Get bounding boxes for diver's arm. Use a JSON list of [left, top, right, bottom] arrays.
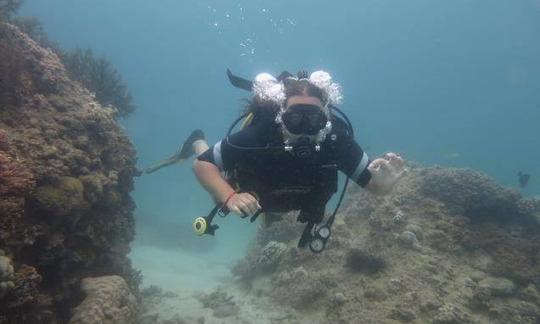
[[193, 159, 261, 216], [193, 159, 235, 203], [335, 131, 404, 194]]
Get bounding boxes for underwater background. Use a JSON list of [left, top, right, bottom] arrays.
[[14, 0, 540, 320]]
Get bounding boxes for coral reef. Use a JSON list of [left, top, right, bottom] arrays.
[[0, 22, 139, 323], [418, 167, 535, 224], [229, 165, 540, 323], [69, 276, 137, 324]]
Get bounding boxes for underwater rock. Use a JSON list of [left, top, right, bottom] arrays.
[[332, 292, 347, 306], [364, 286, 387, 301], [257, 241, 287, 269], [386, 278, 405, 294], [419, 167, 535, 224], [69, 275, 137, 324], [389, 306, 417, 322], [433, 303, 470, 324], [469, 270, 487, 283], [194, 288, 239, 318], [32, 176, 86, 217], [478, 277, 516, 297], [520, 284, 540, 303], [344, 248, 386, 274], [405, 224, 423, 240], [426, 229, 450, 250], [398, 231, 419, 247], [393, 209, 407, 224], [232, 241, 287, 280], [213, 303, 239, 318], [0, 255, 15, 298]]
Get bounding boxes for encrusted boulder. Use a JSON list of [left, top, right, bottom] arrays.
[[232, 241, 287, 279], [0, 253, 15, 298], [194, 288, 239, 319], [256, 241, 287, 269], [32, 176, 87, 217], [433, 303, 470, 323], [69, 276, 137, 324], [418, 167, 531, 224], [478, 277, 516, 297]]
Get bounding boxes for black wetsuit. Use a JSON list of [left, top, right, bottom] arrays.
[[197, 116, 371, 224]]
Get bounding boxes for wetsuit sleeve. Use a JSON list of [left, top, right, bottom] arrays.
[[196, 140, 225, 170], [196, 128, 258, 171], [336, 136, 372, 187]]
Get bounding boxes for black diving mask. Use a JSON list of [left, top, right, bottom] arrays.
[[282, 104, 328, 135]]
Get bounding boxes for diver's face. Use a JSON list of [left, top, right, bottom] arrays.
[[285, 95, 323, 110], [282, 95, 327, 136]]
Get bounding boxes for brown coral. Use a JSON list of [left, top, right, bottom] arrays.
[[0, 22, 139, 323], [69, 276, 137, 324]]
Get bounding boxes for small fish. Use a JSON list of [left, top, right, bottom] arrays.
[[517, 171, 531, 188], [443, 152, 461, 160]]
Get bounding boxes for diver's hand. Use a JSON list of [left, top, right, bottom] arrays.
[[225, 192, 261, 218], [366, 152, 406, 194]]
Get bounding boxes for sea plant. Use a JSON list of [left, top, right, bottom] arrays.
[[0, 0, 22, 21], [61, 48, 136, 117]]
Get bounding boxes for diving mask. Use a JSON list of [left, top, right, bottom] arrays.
[[282, 104, 328, 135]]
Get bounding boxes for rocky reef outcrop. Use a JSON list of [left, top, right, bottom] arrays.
[[69, 276, 137, 324], [0, 23, 139, 323], [232, 166, 540, 323]]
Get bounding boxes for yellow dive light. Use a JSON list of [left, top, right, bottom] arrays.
[[193, 217, 207, 236]]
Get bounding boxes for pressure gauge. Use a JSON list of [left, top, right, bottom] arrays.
[[317, 225, 331, 239], [309, 238, 325, 253]]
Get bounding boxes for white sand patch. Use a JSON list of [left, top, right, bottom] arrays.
[[130, 245, 235, 293]]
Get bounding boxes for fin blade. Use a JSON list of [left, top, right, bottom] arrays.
[[277, 71, 294, 81], [227, 69, 253, 91]]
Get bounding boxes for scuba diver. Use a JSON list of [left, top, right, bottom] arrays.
[[145, 69, 405, 252]]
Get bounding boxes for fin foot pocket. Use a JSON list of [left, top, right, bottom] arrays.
[[178, 129, 205, 159]]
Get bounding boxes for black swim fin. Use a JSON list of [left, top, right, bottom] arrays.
[[226, 69, 294, 91], [177, 129, 205, 160], [227, 69, 253, 91]]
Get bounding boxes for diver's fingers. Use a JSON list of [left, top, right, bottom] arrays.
[[240, 193, 260, 210], [384, 152, 399, 160], [388, 156, 405, 170], [368, 158, 386, 172], [232, 199, 249, 217], [380, 160, 392, 173], [237, 194, 258, 215], [229, 205, 244, 217]]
